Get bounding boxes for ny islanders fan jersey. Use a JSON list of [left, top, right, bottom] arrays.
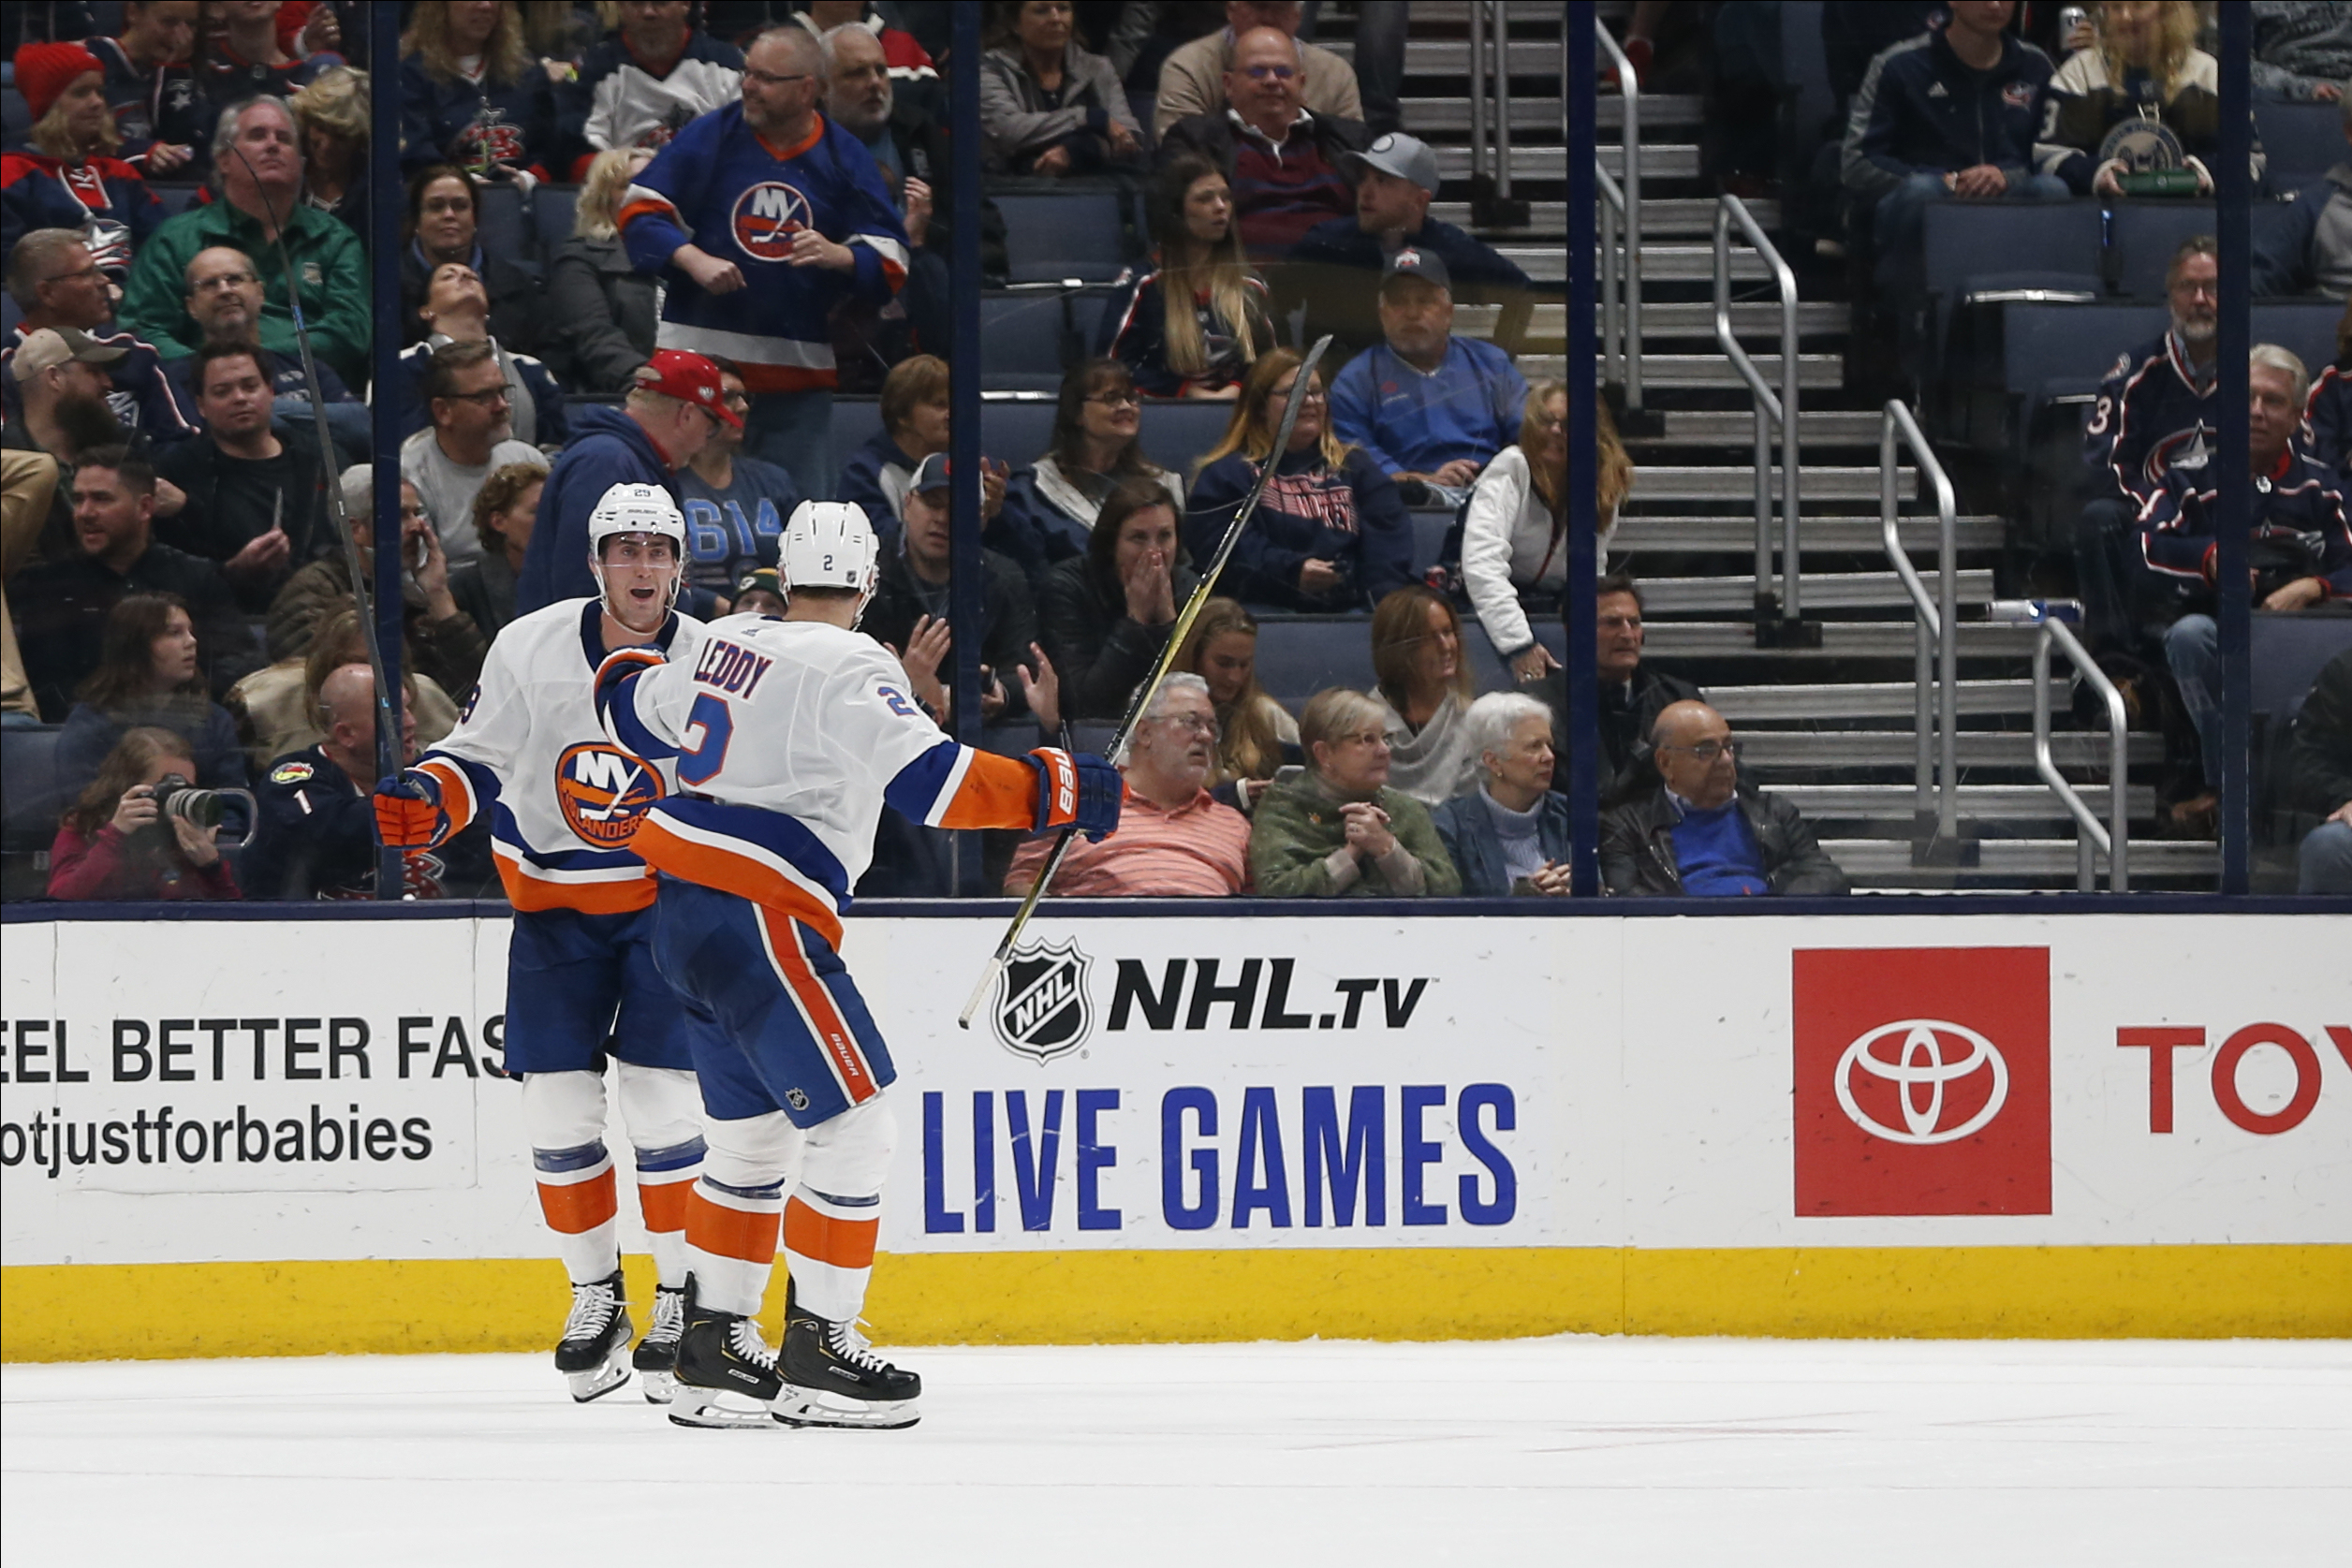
[[616, 106, 910, 395], [597, 614, 1046, 948], [415, 599, 707, 914]]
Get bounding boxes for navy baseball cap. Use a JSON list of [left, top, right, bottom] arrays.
[[1381, 247, 1452, 293]]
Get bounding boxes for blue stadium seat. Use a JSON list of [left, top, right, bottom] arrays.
[[478, 183, 532, 265], [1137, 399, 1234, 476], [2252, 613, 2352, 724], [824, 389, 1238, 496], [2253, 299, 2343, 374], [1923, 200, 2104, 362], [1998, 301, 2168, 412], [992, 190, 1133, 284], [532, 184, 580, 254], [150, 183, 202, 217], [979, 292, 1080, 392], [2255, 100, 2345, 189], [1251, 617, 1374, 706], [831, 397, 884, 461], [980, 399, 1059, 464], [2, 87, 27, 148], [1778, 0, 1837, 174], [2107, 202, 2217, 300], [1, 725, 68, 855], [1407, 508, 1451, 575], [2, 292, 21, 340]]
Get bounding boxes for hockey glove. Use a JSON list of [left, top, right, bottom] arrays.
[[1025, 748, 1123, 842], [373, 771, 447, 850]]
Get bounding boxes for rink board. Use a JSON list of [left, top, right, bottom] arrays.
[[2, 908, 2346, 1358]]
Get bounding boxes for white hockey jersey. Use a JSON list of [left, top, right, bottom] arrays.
[[596, 613, 1045, 948], [414, 598, 706, 914]]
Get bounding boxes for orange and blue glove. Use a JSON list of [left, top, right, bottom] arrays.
[[1025, 748, 1122, 842], [373, 771, 447, 850]]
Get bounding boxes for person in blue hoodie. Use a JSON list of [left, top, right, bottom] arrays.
[[1840, 1, 2064, 300], [514, 350, 735, 612], [1327, 250, 1526, 499]]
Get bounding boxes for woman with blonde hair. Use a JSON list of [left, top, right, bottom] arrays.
[[398, 0, 558, 179], [1367, 584, 1479, 806], [1248, 687, 1462, 898], [48, 726, 241, 902], [3, 40, 164, 281], [1103, 154, 1275, 400], [1173, 597, 1299, 795], [1186, 349, 1416, 611], [1462, 381, 1631, 683], [548, 145, 657, 391], [292, 66, 370, 234], [2040, 0, 2262, 197]]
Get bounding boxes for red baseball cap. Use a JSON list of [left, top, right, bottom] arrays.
[[633, 349, 742, 430]]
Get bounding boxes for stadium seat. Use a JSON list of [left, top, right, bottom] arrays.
[[2253, 299, 2343, 374], [1136, 399, 1235, 476], [0, 725, 68, 856], [2254, 101, 2344, 190], [1408, 508, 1451, 575], [477, 183, 532, 265], [979, 291, 1084, 392], [1922, 200, 2104, 369], [150, 183, 202, 217], [531, 184, 579, 254], [2, 87, 27, 148], [1252, 617, 1375, 706], [992, 189, 1134, 284], [2252, 611, 2352, 725], [979, 399, 1059, 464], [2107, 202, 2217, 299], [2, 292, 21, 340]]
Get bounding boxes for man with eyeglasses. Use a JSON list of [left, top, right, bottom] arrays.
[[1158, 24, 1367, 261], [1004, 673, 1252, 897], [615, 23, 910, 499], [163, 244, 360, 450], [1154, 1, 1363, 142], [2, 228, 195, 441], [401, 340, 547, 570], [1599, 699, 1847, 898]]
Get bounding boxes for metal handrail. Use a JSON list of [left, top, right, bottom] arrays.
[[1713, 194, 1800, 622], [1595, 159, 1624, 388], [2033, 616, 2131, 892], [1879, 400, 1958, 844], [1594, 19, 1641, 409], [1490, 3, 1513, 202]]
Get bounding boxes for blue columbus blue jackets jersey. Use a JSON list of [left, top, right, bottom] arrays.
[[2085, 330, 2217, 506], [616, 107, 909, 395]]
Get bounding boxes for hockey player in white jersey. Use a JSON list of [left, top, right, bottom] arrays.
[[591, 500, 1122, 1429], [374, 483, 712, 1404]]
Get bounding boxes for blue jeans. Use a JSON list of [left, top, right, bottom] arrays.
[[2299, 819, 2352, 893], [743, 388, 835, 502], [1872, 172, 2072, 293], [2163, 612, 2222, 788]]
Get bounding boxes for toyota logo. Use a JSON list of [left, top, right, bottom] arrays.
[[1834, 1019, 2009, 1145]]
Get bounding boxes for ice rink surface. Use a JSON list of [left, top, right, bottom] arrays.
[[6, 1336, 2346, 1566]]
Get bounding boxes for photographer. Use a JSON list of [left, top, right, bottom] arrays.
[[48, 725, 240, 901]]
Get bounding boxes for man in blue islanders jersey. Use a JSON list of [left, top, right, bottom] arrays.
[[592, 500, 1122, 1430], [614, 23, 909, 500], [373, 483, 711, 1405]]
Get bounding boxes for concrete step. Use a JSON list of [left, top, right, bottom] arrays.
[[1829, 838, 2217, 880], [1437, 146, 1569, 183], [1406, 96, 1572, 135], [1640, 621, 2037, 659], [1629, 466, 1917, 504], [1597, 144, 1700, 181], [1710, 681, 2069, 723], [1642, 568, 1996, 614], [1615, 197, 1784, 235], [1773, 783, 2156, 824], [1737, 730, 2160, 769], [1433, 199, 1568, 234], [1632, 409, 1887, 446], [1610, 300, 1845, 340], [1611, 514, 2007, 553], [1319, 38, 1590, 85], [1621, 353, 1846, 390], [1607, 243, 1774, 283]]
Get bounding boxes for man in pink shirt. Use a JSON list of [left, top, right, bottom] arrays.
[[1006, 673, 1251, 896]]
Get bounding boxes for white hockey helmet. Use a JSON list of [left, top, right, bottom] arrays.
[[779, 500, 881, 623], [587, 481, 687, 615]]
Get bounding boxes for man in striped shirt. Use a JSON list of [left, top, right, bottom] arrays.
[[1005, 674, 1252, 896]]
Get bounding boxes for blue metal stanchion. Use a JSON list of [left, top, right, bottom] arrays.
[[948, 6, 985, 893], [1567, 5, 1601, 896], [371, 2, 407, 900], [2215, 7, 2251, 894]]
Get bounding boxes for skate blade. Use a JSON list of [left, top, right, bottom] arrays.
[[771, 1385, 920, 1430], [667, 1386, 782, 1430], [565, 1358, 632, 1404], [639, 1368, 680, 1405]]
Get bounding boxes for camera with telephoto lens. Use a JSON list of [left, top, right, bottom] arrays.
[[151, 773, 227, 829]]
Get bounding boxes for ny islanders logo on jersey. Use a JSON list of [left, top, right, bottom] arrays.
[[553, 742, 666, 848], [731, 182, 813, 262]]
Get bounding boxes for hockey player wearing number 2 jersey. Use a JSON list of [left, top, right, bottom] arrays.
[[374, 483, 711, 1405], [594, 500, 1122, 1430]]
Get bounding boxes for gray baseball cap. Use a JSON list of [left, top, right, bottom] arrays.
[[1342, 131, 1441, 195], [10, 326, 127, 382]]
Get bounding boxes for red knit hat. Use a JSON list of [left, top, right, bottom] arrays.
[[13, 41, 105, 125]]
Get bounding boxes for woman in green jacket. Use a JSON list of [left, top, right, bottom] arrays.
[[1249, 687, 1462, 898]]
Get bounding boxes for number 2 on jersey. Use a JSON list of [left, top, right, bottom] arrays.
[[679, 692, 734, 785]]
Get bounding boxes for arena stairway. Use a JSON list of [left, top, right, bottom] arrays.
[[1561, 14, 2219, 892]]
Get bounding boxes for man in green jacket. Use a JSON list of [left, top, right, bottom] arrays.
[[120, 96, 369, 388]]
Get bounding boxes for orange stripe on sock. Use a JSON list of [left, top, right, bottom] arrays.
[[784, 1196, 878, 1270], [537, 1168, 618, 1235], [686, 1186, 782, 1266], [638, 1176, 693, 1234]]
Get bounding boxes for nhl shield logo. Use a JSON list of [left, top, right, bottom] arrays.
[[991, 939, 1094, 1062]]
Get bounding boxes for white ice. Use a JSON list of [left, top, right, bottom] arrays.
[[6, 1337, 2346, 1566]]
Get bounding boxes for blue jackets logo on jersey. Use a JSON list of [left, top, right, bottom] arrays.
[[731, 182, 813, 262], [992, 939, 1095, 1064], [553, 742, 667, 849]]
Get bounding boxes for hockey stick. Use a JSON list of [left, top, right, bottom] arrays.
[[224, 139, 395, 752], [957, 334, 1334, 1029]]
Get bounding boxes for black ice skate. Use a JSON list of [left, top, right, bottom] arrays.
[[554, 1269, 633, 1403], [668, 1276, 785, 1429], [634, 1283, 688, 1405], [773, 1281, 921, 1430]]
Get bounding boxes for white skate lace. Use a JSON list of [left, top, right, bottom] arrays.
[[562, 1278, 618, 1341], [825, 1318, 891, 1373], [643, 1286, 686, 1346], [728, 1317, 778, 1371]]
